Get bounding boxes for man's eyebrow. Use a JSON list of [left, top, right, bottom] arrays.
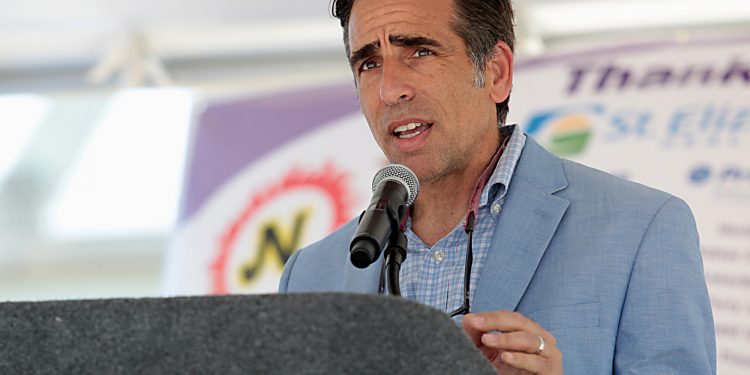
[[349, 41, 380, 67], [389, 35, 443, 49], [348, 35, 444, 67]]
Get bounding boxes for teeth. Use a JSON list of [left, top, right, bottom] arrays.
[[394, 122, 424, 133], [399, 130, 423, 139]]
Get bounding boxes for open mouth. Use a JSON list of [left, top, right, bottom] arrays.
[[393, 122, 433, 139]]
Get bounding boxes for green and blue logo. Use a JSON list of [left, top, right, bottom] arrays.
[[525, 104, 604, 157]]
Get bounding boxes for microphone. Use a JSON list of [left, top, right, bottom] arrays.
[[350, 164, 419, 269]]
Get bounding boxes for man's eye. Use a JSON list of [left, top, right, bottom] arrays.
[[413, 49, 433, 57], [360, 60, 380, 71]]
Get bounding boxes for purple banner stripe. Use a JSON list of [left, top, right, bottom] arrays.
[[515, 35, 750, 71], [179, 83, 360, 222]]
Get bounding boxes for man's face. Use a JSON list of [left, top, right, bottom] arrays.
[[347, 0, 508, 185]]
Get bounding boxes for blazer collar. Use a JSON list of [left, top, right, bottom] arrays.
[[512, 136, 569, 195], [472, 136, 570, 313]]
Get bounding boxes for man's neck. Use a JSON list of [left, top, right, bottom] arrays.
[[410, 132, 504, 247]]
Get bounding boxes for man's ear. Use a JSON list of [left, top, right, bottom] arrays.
[[486, 41, 514, 104]]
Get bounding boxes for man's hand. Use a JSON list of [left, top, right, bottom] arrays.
[[462, 311, 563, 374]]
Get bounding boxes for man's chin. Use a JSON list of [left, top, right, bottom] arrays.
[[402, 164, 444, 186], [382, 152, 444, 182]]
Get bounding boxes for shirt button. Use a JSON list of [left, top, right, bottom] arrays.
[[492, 203, 502, 214], [432, 250, 445, 263]]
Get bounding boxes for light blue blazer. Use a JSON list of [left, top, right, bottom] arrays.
[[279, 137, 716, 374]]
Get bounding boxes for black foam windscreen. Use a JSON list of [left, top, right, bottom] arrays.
[[0, 293, 494, 374]]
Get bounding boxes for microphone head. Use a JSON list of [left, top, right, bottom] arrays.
[[371, 164, 420, 206]]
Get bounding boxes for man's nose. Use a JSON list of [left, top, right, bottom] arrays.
[[379, 60, 415, 106]]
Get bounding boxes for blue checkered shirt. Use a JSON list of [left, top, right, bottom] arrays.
[[399, 125, 526, 321]]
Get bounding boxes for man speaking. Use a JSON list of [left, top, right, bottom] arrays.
[[278, 0, 716, 373]]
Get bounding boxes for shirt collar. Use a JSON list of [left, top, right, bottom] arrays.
[[479, 124, 527, 208], [401, 124, 527, 231]]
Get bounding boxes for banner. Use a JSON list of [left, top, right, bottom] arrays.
[[508, 36, 750, 374], [164, 85, 381, 294]]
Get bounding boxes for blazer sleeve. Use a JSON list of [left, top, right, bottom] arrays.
[[278, 248, 302, 293], [614, 197, 716, 374]]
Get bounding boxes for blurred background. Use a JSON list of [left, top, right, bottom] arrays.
[[1, 1, 749, 370], [1, 0, 354, 301]]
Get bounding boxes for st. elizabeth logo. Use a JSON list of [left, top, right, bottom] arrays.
[[525, 104, 604, 157], [211, 164, 353, 294]]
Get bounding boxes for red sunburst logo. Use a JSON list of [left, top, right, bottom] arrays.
[[211, 163, 353, 294]]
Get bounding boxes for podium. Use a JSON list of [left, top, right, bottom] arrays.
[[0, 293, 495, 374]]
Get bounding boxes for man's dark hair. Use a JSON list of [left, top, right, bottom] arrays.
[[331, 0, 515, 125]]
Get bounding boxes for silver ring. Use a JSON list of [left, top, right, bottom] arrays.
[[536, 335, 545, 354]]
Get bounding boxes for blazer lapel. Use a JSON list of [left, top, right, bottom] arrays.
[[473, 137, 569, 313]]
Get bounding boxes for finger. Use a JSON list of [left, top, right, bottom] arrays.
[[463, 315, 504, 363], [468, 310, 557, 347], [481, 331, 545, 354], [462, 314, 487, 346], [500, 351, 547, 374], [469, 310, 539, 334]]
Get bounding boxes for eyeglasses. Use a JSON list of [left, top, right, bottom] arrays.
[[379, 211, 476, 318], [449, 211, 475, 318]]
